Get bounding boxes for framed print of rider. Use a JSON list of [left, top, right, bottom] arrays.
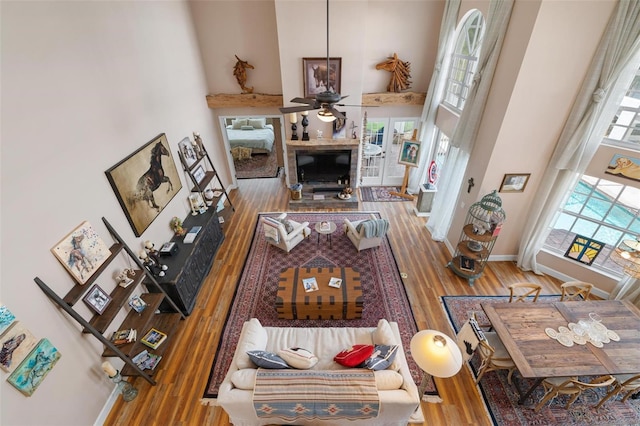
[[105, 133, 182, 236], [303, 57, 341, 98], [51, 221, 111, 285]]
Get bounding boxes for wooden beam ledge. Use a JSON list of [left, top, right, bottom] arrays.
[[206, 93, 283, 109], [361, 91, 426, 106]]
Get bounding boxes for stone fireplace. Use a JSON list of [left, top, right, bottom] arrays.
[[286, 138, 360, 209], [286, 138, 359, 190]]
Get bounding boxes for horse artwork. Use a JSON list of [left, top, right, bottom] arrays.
[[51, 221, 111, 285], [375, 53, 411, 93], [303, 57, 342, 97], [105, 133, 182, 236], [233, 55, 254, 94]]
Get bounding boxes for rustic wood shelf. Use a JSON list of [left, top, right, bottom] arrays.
[[205, 92, 426, 109], [206, 93, 283, 108]]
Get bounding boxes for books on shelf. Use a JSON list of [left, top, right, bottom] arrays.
[[110, 328, 136, 346], [459, 256, 476, 272], [328, 277, 342, 288], [128, 295, 147, 313], [184, 225, 202, 244], [302, 277, 319, 292], [140, 328, 167, 350], [131, 349, 162, 370]]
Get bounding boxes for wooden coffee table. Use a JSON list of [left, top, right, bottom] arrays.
[[276, 267, 362, 319]]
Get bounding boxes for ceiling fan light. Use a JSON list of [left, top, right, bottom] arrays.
[[317, 109, 336, 122]]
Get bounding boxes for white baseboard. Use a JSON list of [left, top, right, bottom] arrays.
[[94, 388, 119, 426]]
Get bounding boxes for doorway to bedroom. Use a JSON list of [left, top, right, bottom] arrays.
[[220, 116, 284, 179]]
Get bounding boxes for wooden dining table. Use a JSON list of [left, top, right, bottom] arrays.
[[482, 300, 640, 404]]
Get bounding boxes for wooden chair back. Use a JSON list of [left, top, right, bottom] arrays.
[[508, 282, 542, 303], [560, 281, 593, 301]]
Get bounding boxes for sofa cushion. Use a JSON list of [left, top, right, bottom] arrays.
[[234, 318, 268, 369], [278, 347, 318, 369], [247, 350, 290, 369], [231, 369, 257, 390], [363, 344, 398, 371], [374, 370, 404, 390], [334, 344, 375, 367], [372, 319, 400, 371]]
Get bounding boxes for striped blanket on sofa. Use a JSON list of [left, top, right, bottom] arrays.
[[253, 369, 380, 421]]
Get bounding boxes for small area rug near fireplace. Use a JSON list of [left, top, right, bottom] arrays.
[[360, 186, 413, 202], [442, 295, 640, 426], [235, 151, 279, 179], [202, 211, 438, 403]]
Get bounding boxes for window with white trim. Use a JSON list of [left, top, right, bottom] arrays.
[[443, 10, 485, 112], [544, 68, 640, 276]]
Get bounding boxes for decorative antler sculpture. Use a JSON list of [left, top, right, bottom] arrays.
[[375, 53, 411, 93], [233, 55, 254, 94]]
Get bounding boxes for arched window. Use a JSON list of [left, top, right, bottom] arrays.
[[443, 10, 485, 113]]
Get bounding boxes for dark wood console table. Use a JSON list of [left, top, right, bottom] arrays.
[[148, 208, 224, 315]]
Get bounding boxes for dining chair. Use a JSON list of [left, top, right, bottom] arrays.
[[471, 314, 517, 385], [560, 281, 593, 301], [508, 282, 542, 303], [534, 375, 616, 412], [595, 374, 640, 410]]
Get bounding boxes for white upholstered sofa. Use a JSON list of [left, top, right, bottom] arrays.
[[217, 318, 422, 425]]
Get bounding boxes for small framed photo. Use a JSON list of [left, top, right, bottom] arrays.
[[193, 165, 206, 183], [303, 57, 341, 98], [398, 140, 420, 167], [178, 137, 198, 167], [83, 284, 111, 315], [499, 173, 531, 193]]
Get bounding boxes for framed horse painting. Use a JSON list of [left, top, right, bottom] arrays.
[[105, 133, 182, 236]]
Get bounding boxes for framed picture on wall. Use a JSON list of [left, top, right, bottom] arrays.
[[499, 173, 530, 193], [303, 57, 341, 98], [105, 134, 182, 237]]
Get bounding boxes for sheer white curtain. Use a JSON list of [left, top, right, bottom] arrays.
[[427, 0, 514, 241], [408, 0, 460, 194], [517, 1, 640, 284]]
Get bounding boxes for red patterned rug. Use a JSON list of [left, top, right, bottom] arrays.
[[202, 212, 437, 402], [234, 151, 279, 179], [442, 295, 640, 425], [359, 186, 413, 202]]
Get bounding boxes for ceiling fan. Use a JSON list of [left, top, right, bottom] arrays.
[[280, 0, 350, 122]]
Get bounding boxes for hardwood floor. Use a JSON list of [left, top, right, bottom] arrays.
[[104, 176, 562, 426]]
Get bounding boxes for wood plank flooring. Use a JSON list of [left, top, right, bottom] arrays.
[[104, 176, 562, 426]]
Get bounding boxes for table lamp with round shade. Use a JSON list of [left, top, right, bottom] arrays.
[[410, 330, 463, 400]]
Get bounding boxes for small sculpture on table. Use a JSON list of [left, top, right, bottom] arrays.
[[139, 241, 168, 277], [170, 216, 186, 236], [301, 111, 310, 141], [115, 268, 136, 288]]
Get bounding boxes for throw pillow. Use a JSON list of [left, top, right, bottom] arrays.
[[234, 318, 268, 369], [363, 344, 398, 370], [247, 350, 290, 369], [277, 347, 318, 369], [334, 344, 375, 368], [232, 118, 248, 129], [241, 125, 254, 130], [277, 218, 295, 233], [230, 369, 257, 390], [374, 370, 404, 390], [248, 118, 266, 129]]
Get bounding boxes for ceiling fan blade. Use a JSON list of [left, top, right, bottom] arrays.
[[279, 105, 319, 114], [328, 106, 345, 119], [336, 103, 379, 108], [290, 97, 317, 105]]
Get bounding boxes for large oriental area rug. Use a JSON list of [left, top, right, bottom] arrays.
[[202, 211, 437, 402], [442, 295, 640, 426]]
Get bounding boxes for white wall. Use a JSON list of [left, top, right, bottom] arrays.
[[0, 1, 226, 424]]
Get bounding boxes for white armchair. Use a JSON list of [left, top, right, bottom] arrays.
[[262, 213, 311, 253], [343, 214, 389, 252]]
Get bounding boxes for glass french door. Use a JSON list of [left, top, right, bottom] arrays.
[[361, 117, 419, 186]]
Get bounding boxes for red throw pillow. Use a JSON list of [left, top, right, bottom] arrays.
[[334, 344, 375, 367]]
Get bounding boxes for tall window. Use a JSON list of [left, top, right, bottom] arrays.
[[544, 69, 640, 276], [443, 10, 485, 112]]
